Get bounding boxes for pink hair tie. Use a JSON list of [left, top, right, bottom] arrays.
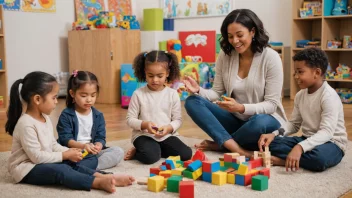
[[72, 70, 78, 77]]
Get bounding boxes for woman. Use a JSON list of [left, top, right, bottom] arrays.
[[183, 9, 287, 157]]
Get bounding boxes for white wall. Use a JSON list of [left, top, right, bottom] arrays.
[[4, 0, 75, 90], [135, 0, 292, 44]]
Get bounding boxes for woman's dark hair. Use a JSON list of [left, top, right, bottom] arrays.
[[293, 48, 328, 75], [5, 71, 57, 135], [220, 9, 269, 55], [133, 50, 180, 82], [66, 70, 99, 107]]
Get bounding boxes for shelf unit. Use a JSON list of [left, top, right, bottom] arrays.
[[0, 5, 7, 108], [291, 0, 352, 99]]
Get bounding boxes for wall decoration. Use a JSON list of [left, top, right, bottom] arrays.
[[21, 0, 56, 13], [161, 0, 231, 19], [2, 0, 20, 11], [108, 0, 132, 20], [75, 0, 105, 23], [179, 30, 216, 62]]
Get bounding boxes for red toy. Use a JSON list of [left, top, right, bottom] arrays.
[[179, 181, 194, 198], [192, 150, 208, 161]]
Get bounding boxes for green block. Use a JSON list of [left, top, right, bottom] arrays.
[[220, 166, 228, 172], [224, 162, 232, 168], [167, 175, 183, 193], [143, 8, 163, 31], [183, 170, 193, 179], [252, 175, 268, 191], [159, 41, 167, 51], [176, 160, 184, 167]]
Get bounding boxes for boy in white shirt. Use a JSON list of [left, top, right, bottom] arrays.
[[258, 48, 347, 172]]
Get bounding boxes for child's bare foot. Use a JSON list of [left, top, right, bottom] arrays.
[[113, 174, 135, 187], [124, 147, 136, 160], [195, 140, 221, 151], [271, 156, 285, 166], [93, 176, 116, 193]]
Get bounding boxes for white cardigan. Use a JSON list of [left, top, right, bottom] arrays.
[[199, 47, 287, 129]]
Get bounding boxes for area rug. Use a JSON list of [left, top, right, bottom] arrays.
[[0, 137, 351, 198]]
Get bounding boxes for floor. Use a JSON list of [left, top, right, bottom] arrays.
[[0, 97, 351, 197]]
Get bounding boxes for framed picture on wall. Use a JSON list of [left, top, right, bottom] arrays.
[[161, 0, 232, 19]]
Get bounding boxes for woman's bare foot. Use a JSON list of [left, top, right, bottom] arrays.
[[92, 176, 116, 193], [271, 156, 285, 166], [194, 140, 221, 151], [113, 174, 135, 187], [124, 147, 136, 161]]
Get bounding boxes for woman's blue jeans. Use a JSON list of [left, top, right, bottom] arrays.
[[185, 95, 281, 151]]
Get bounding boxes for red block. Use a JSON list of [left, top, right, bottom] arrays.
[[259, 168, 270, 179], [150, 167, 160, 175], [184, 160, 193, 168], [179, 181, 194, 198], [249, 158, 263, 169], [224, 154, 233, 163], [202, 161, 215, 172], [244, 174, 252, 186], [192, 150, 208, 161], [166, 164, 172, 170]]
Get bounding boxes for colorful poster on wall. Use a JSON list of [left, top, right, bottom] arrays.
[[179, 30, 216, 62], [21, 0, 56, 13], [162, 0, 231, 19], [108, 0, 132, 20], [75, 0, 105, 23], [2, 0, 20, 11]]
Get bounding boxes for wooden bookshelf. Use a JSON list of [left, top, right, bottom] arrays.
[[291, 0, 352, 99], [0, 5, 8, 108]]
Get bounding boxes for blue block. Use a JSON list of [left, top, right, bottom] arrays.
[[211, 161, 220, 172], [232, 163, 239, 170], [245, 157, 250, 162], [165, 159, 176, 169], [202, 172, 212, 183], [150, 173, 156, 177], [235, 174, 245, 186], [160, 165, 167, 171], [163, 18, 174, 31], [242, 162, 249, 166], [187, 160, 202, 171]]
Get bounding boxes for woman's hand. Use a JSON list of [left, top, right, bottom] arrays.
[[182, 76, 200, 94], [216, 97, 245, 113], [258, 133, 275, 152], [286, 145, 303, 172]]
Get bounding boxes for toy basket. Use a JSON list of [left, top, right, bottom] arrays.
[[336, 88, 352, 104]]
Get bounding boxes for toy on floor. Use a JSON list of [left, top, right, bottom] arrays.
[[144, 147, 271, 195]]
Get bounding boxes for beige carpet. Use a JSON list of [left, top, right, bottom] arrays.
[[0, 137, 351, 198]]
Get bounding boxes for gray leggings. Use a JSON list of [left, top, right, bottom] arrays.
[[96, 146, 124, 170]]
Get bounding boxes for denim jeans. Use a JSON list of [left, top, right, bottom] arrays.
[[270, 136, 344, 172], [185, 95, 281, 151], [21, 160, 97, 191]]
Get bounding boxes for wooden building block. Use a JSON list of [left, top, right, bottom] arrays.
[[211, 171, 227, 186], [259, 168, 270, 179], [187, 160, 202, 171], [202, 161, 220, 173], [172, 167, 186, 176], [202, 172, 212, 183], [167, 175, 183, 193], [237, 164, 249, 175], [159, 170, 172, 178], [224, 153, 240, 162], [166, 159, 176, 170], [148, 176, 165, 192], [179, 181, 194, 198], [252, 175, 268, 191], [150, 167, 161, 175], [184, 160, 193, 168], [227, 172, 236, 184]]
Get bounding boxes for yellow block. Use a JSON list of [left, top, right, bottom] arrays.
[[167, 156, 181, 161], [159, 170, 172, 177], [220, 160, 224, 167], [148, 176, 165, 192], [237, 164, 249, 175], [176, 164, 182, 168], [212, 171, 227, 186], [171, 167, 186, 176], [227, 173, 235, 184], [192, 167, 203, 180]]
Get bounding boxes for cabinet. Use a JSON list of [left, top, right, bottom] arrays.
[[68, 29, 141, 104], [0, 5, 8, 108], [291, 0, 352, 99]]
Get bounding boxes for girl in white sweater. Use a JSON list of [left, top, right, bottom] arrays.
[[6, 71, 134, 192], [124, 50, 192, 164]]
